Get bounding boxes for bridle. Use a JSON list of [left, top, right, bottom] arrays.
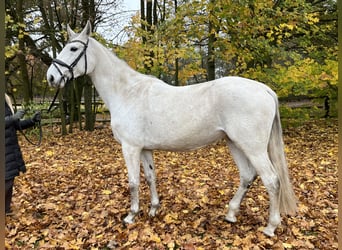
[[52, 39, 89, 83], [48, 39, 89, 113]]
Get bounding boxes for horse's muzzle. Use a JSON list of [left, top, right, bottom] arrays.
[[47, 70, 68, 88], [48, 74, 56, 86], [47, 76, 63, 89]]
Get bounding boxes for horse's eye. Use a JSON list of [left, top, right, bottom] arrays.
[[70, 47, 78, 52]]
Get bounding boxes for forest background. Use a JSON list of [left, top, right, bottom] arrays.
[[5, 0, 338, 133]]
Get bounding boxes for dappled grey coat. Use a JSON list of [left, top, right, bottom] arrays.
[[5, 102, 35, 180]]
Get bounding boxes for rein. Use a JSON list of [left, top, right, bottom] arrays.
[[21, 40, 89, 146], [47, 88, 60, 113]]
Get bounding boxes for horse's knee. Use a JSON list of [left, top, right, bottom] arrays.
[[129, 183, 139, 194], [241, 174, 257, 189], [128, 182, 140, 206]]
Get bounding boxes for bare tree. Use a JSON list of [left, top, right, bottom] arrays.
[[5, 0, 121, 133]]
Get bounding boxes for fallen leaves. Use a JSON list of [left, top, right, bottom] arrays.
[[5, 119, 338, 249]]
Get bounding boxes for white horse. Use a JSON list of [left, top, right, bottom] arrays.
[[47, 21, 296, 236]]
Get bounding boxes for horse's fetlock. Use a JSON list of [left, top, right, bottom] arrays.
[[129, 184, 139, 193]]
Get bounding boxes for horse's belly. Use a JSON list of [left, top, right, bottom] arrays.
[[144, 127, 226, 151]]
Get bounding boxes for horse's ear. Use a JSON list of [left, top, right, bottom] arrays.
[[67, 24, 77, 40], [80, 20, 92, 38]]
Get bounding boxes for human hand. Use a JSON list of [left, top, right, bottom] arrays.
[[31, 111, 41, 123], [12, 110, 25, 120]]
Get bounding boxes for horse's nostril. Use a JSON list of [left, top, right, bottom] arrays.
[[49, 75, 54, 83]]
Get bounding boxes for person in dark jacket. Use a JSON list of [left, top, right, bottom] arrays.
[[5, 94, 41, 214]]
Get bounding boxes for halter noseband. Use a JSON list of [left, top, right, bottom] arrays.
[[52, 39, 89, 83]]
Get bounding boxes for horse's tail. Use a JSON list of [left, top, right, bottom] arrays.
[[268, 92, 297, 215]]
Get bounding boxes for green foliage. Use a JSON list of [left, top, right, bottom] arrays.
[[6, 0, 338, 120], [245, 57, 337, 97], [22, 102, 55, 123], [116, 0, 337, 109], [280, 105, 323, 120]]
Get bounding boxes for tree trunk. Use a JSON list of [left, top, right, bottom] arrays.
[[82, 0, 96, 131], [207, 0, 216, 81], [84, 77, 94, 131], [141, 0, 146, 43], [59, 89, 68, 135], [17, 0, 31, 103], [67, 82, 75, 133], [141, 0, 157, 73], [146, 0, 153, 29], [324, 96, 330, 118], [174, 0, 179, 86]]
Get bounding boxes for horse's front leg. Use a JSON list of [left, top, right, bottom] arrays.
[[141, 150, 160, 217], [122, 144, 142, 224]]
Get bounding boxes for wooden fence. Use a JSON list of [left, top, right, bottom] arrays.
[[14, 95, 334, 127]]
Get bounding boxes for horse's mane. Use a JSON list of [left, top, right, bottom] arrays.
[[89, 37, 137, 74]]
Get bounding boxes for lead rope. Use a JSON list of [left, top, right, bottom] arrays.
[[23, 86, 60, 146], [19, 118, 42, 146], [18, 85, 61, 146]]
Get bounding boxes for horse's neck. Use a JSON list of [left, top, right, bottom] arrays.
[[89, 39, 141, 110]]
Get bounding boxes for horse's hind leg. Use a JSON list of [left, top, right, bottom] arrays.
[[141, 150, 160, 217], [225, 141, 257, 223], [247, 153, 281, 237]]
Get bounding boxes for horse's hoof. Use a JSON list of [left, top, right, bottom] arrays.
[[225, 215, 237, 223], [148, 210, 157, 217], [148, 204, 159, 217], [123, 214, 135, 224], [263, 227, 275, 237]]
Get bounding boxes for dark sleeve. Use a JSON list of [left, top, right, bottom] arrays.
[[17, 118, 36, 130], [5, 116, 15, 128]]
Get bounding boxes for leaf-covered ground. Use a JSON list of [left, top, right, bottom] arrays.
[[6, 119, 338, 249]]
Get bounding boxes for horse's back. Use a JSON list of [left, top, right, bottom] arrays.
[[120, 76, 277, 151], [211, 76, 275, 100]]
